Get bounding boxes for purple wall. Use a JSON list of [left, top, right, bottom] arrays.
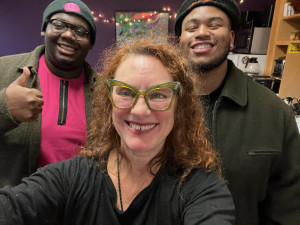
[[0, 0, 275, 68]]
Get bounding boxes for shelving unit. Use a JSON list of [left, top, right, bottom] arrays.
[[264, 0, 300, 99]]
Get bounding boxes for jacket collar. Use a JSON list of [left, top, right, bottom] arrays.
[[17, 45, 45, 72], [219, 60, 248, 107]]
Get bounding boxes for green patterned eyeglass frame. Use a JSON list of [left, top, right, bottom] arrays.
[[105, 79, 180, 111]]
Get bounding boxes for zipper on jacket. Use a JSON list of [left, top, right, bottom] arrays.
[[247, 150, 281, 156], [57, 80, 69, 125]]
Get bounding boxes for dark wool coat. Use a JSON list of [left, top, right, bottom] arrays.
[[213, 60, 300, 225]]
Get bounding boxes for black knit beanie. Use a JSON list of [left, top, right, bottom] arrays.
[[175, 0, 240, 37], [41, 0, 96, 45]]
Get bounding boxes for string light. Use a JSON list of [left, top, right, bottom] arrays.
[[91, 6, 176, 24], [162, 7, 171, 12]]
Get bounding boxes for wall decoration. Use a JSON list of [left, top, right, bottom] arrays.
[[115, 11, 169, 44]]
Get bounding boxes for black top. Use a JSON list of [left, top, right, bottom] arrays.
[[0, 157, 235, 225], [201, 83, 223, 139]]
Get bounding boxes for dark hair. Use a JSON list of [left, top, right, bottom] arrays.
[[79, 38, 221, 181]]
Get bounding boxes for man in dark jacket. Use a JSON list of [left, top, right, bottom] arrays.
[[0, 0, 98, 187], [175, 0, 300, 224]]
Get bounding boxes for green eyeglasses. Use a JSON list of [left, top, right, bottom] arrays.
[[105, 79, 180, 111]]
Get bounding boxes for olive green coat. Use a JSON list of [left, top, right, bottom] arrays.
[[0, 45, 97, 187]]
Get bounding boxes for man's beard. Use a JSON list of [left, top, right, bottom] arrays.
[[190, 43, 231, 73]]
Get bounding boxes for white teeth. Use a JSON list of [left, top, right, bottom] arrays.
[[130, 123, 155, 131], [194, 44, 210, 49], [60, 45, 75, 51]]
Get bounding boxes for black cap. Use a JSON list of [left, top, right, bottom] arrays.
[[41, 0, 96, 45]]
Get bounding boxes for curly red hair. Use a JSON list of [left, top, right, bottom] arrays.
[[78, 38, 221, 181]]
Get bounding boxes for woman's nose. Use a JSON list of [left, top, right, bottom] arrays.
[[130, 96, 150, 115]]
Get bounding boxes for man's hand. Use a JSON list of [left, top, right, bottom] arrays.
[[6, 67, 44, 122]]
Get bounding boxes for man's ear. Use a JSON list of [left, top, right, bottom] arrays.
[[229, 30, 235, 51], [41, 31, 45, 37]]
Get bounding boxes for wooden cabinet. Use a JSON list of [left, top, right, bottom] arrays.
[[265, 0, 300, 99]]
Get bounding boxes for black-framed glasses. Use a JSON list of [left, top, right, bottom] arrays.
[[48, 18, 90, 40], [106, 79, 180, 111]]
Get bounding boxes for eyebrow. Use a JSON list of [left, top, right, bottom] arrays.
[[184, 16, 225, 26], [208, 16, 225, 23]]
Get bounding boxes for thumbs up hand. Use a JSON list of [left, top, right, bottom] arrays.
[[6, 67, 44, 122]]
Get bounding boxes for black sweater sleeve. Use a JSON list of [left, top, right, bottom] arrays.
[[181, 170, 235, 225], [0, 157, 84, 225]]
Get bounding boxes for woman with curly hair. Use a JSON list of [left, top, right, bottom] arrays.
[[0, 39, 235, 224]]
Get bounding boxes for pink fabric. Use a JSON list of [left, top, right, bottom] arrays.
[[64, 3, 81, 12], [38, 55, 87, 167]]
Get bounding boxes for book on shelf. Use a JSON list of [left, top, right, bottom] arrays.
[[284, 2, 295, 17]]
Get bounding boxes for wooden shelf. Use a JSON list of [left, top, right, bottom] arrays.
[[279, 51, 300, 98], [282, 13, 300, 21], [264, 0, 300, 99], [276, 40, 300, 46]]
